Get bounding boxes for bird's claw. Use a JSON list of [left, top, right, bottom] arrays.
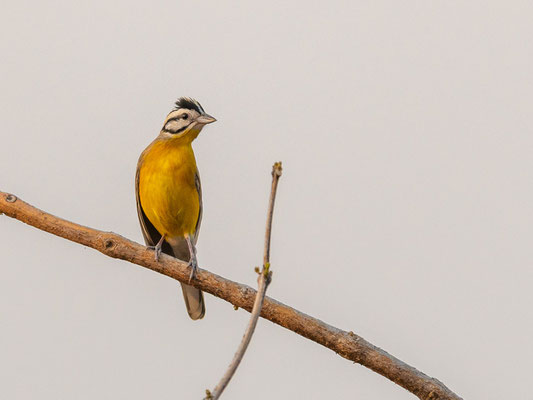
[[188, 258, 198, 283], [147, 244, 162, 262], [184, 234, 198, 283]]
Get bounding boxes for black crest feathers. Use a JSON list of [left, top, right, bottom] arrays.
[[174, 97, 205, 114]]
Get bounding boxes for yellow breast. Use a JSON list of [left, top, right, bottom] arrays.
[[138, 138, 200, 238]]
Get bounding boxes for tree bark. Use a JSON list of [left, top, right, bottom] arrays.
[[0, 191, 462, 400]]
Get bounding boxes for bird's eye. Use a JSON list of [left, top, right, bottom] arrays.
[[181, 114, 189, 120]]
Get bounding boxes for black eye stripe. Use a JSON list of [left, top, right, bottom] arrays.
[[163, 118, 190, 134], [166, 113, 189, 123], [163, 125, 187, 134]]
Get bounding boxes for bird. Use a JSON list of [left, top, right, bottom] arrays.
[[135, 97, 216, 320]]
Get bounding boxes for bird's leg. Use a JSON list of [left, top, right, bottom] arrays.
[[148, 234, 165, 262], [185, 234, 198, 282]]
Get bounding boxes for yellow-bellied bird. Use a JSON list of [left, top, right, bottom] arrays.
[[135, 98, 216, 320]]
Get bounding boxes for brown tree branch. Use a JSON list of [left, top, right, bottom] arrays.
[[0, 190, 462, 400], [207, 162, 280, 399]]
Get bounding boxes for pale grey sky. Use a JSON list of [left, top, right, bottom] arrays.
[[1, 1, 532, 399]]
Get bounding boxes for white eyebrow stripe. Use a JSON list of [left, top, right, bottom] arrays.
[[167, 110, 182, 120]]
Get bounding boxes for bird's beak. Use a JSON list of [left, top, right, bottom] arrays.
[[196, 114, 217, 125]]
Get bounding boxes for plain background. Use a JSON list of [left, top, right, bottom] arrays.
[[1, 1, 532, 399]]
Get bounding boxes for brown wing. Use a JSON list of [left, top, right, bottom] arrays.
[[192, 168, 203, 244], [184, 168, 205, 319]]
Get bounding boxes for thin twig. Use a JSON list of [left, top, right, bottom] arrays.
[[207, 162, 281, 400], [0, 190, 462, 400], [264, 162, 282, 267]]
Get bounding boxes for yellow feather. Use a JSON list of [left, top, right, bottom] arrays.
[[138, 135, 200, 238]]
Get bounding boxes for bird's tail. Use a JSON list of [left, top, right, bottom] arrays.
[[180, 283, 205, 320], [168, 237, 206, 320]]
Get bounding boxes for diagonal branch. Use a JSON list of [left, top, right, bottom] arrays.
[[0, 190, 462, 400]]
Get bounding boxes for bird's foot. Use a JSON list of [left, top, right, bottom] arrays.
[[147, 245, 162, 261], [187, 257, 198, 283], [185, 234, 198, 283], [148, 235, 165, 262], [154, 246, 162, 262]]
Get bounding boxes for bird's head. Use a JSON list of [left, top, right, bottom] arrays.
[[160, 97, 216, 141]]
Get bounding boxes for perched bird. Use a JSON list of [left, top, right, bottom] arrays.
[[135, 97, 216, 320]]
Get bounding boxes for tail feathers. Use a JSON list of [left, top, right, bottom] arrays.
[[180, 283, 205, 320], [167, 237, 205, 320]]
